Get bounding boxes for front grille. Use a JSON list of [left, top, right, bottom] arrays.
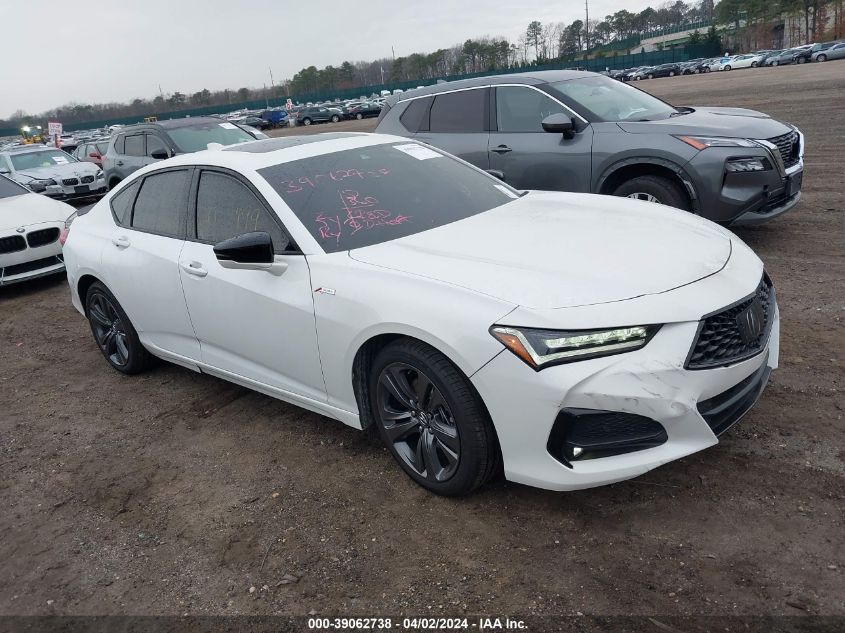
[[62, 177, 80, 186], [80, 175, 95, 184], [697, 356, 771, 436], [26, 227, 60, 248], [0, 234, 26, 254], [1, 255, 63, 278], [686, 276, 775, 370], [767, 131, 800, 169]]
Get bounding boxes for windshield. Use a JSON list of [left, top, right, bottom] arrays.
[[9, 149, 79, 170], [257, 142, 517, 253], [547, 75, 677, 122], [166, 121, 255, 152], [0, 174, 29, 198]]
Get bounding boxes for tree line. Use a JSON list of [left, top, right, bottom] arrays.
[[3, 0, 843, 131]]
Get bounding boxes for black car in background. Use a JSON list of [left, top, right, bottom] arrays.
[[649, 62, 682, 78], [294, 106, 343, 126], [347, 102, 382, 119]]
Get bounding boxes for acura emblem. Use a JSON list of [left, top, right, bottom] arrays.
[[737, 297, 765, 345]]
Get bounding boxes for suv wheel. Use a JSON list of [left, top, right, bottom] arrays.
[[302, 118, 312, 126], [797, 56, 806, 64], [356, 113, 364, 120], [648, 73, 654, 79], [108, 177, 121, 190], [369, 339, 499, 496], [331, 114, 340, 123], [85, 282, 153, 374], [613, 175, 691, 211]]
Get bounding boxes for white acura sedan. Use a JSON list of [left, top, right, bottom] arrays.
[[63, 133, 779, 495]]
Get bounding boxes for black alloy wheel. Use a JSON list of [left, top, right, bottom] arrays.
[[85, 282, 152, 374], [376, 362, 460, 483]]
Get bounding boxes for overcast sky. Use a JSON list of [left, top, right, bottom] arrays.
[[1, 0, 654, 117]]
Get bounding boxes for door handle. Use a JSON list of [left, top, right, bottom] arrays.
[[491, 145, 512, 154], [116, 160, 124, 166], [111, 235, 130, 248], [180, 261, 208, 277]]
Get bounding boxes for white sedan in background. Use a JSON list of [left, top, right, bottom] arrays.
[[62, 134, 779, 495], [0, 175, 74, 285], [719, 53, 764, 70]]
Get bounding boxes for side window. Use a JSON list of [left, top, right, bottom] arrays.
[[399, 97, 433, 132], [195, 171, 289, 253], [496, 87, 567, 133], [114, 135, 125, 154], [429, 88, 487, 133], [124, 134, 145, 157], [109, 180, 140, 226], [131, 170, 189, 237], [146, 134, 167, 157]]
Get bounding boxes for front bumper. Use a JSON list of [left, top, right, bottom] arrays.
[[0, 224, 65, 286], [471, 307, 780, 491], [39, 177, 107, 200]]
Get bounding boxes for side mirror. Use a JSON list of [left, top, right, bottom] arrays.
[[213, 231, 287, 275], [485, 169, 506, 181], [150, 149, 169, 160], [542, 114, 576, 139], [0, 167, 10, 175]]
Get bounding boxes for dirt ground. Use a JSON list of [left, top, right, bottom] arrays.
[[1, 64, 843, 621]]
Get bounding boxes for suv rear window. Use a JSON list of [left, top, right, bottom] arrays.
[[257, 142, 515, 253], [399, 97, 432, 132]]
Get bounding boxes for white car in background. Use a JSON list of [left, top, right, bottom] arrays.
[[62, 134, 779, 495], [1, 145, 106, 201], [0, 175, 74, 286], [720, 53, 764, 70]]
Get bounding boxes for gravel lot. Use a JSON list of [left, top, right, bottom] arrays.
[[1, 63, 843, 620]]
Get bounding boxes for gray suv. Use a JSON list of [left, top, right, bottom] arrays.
[[375, 70, 804, 225], [103, 117, 256, 188]]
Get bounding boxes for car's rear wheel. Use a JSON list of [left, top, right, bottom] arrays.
[[797, 56, 806, 64], [751, 61, 758, 67], [613, 175, 691, 211], [331, 115, 340, 123], [356, 113, 363, 120], [669, 71, 675, 76], [369, 339, 499, 496], [85, 282, 152, 374], [648, 73, 654, 79], [817, 54, 827, 62]]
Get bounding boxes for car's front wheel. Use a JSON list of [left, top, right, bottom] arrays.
[[369, 339, 499, 496], [751, 61, 758, 67], [331, 115, 340, 123], [613, 175, 691, 211], [356, 113, 363, 120], [817, 54, 827, 62], [85, 282, 152, 374], [724, 65, 732, 71], [302, 118, 312, 126], [797, 56, 806, 64]]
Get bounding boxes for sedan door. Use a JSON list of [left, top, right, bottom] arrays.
[[99, 169, 200, 363], [487, 86, 593, 192], [178, 168, 326, 402], [414, 87, 490, 170]]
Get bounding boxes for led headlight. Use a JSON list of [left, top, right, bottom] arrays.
[[676, 135, 759, 150], [490, 324, 661, 370], [95, 170, 104, 179], [726, 157, 768, 172], [27, 178, 56, 192]]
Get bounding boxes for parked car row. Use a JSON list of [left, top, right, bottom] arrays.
[[292, 100, 384, 126]]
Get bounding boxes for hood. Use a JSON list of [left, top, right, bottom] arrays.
[[15, 161, 99, 182], [349, 192, 732, 310], [617, 107, 793, 139], [0, 192, 75, 231]]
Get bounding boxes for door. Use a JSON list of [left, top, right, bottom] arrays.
[[415, 88, 490, 170], [488, 86, 593, 192], [178, 169, 326, 402], [100, 169, 200, 362]]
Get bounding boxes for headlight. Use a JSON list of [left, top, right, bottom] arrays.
[[95, 170, 104, 179], [489, 325, 661, 370], [726, 157, 769, 172], [27, 178, 57, 192], [676, 135, 759, 150]]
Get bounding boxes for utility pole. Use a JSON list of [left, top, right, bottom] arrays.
[[585, 0, 590, 52], [392, 45, 396, 60]]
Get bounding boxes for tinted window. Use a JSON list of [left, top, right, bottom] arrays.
[[399, 97, 432, 132], [114, 135, 125, 154], [131, 170, 188, 237], [165, 122, 254, 153], [257, 142, 515, 254], [429, 89, 487, 133], [196, 171, 289, 253], [110, 180, 139, 226], [0, 174, 28, 198], [496, 87, 567, 133], [124, 134, 145, 156], [146, 134, 167, 157]]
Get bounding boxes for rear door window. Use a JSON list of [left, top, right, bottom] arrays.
[[109, 180, 139, 226], [130, 170, 189, 238], [124, 134, 145, 157], [429, 88, 487, 133]]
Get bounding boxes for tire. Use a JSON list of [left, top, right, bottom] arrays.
[[704, 67, 711, 72], [773, 60, 778, 66], [669, 71, 675, 76], [302, 118, 312, 126], [751, 61, 758, 67], [817, 54, 827, 62], [356, 113, 363, 120], [797, 56, 806, 64], [85, 282, 153, 374], [724, 65, 732, 71], [107, 177, 121, 190], [612, 175, 691, 211], [331, 115, 340, 123], [368, 339, 499, 496], [648, 74, 654, 79]]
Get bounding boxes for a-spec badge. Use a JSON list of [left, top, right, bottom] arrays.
[[314, 287, 336, 295]]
